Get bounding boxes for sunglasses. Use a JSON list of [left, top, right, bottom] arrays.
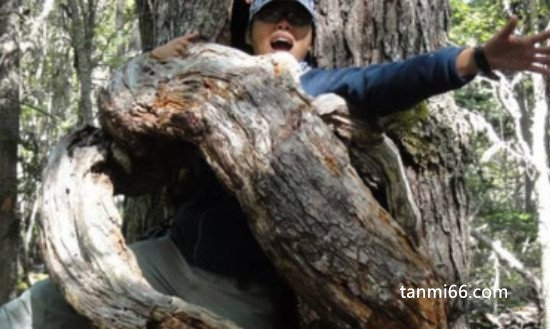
[[255, 2, 313, 27]]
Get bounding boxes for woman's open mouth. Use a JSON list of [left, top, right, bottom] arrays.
[[270, 36, 294, 51]]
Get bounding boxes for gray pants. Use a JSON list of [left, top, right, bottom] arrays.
[[0, 236, 273, 329]]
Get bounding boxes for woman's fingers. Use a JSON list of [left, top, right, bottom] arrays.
[[176, 32, 201, 44], [150, 32, 203, 60], [527, 30, 550, 45], [484, 16, 550, 74], [526, 63, 550, 75], [496, 16, 519, 40], [184, 32, 201, 42], [534, 46, 550, 55], [534, 54, 550, 64], [172, 33, 201, 56]]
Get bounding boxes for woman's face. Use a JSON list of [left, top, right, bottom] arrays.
[[249, 1, 314, 61]]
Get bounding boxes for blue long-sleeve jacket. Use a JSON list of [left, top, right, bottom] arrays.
[[171, 46, 474, 282], [300, 47, 471, 116]]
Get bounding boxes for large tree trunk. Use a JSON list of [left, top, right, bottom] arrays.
[[314, 1, 469, 328], [0, 0, 21, 304], [39, 0, 472, 328], [314, 0, 450, 66]]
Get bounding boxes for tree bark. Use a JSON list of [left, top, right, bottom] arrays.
[[314, 1, 469, 328], [40, 45, 453, 329], [124, 0, 235, 238], [0, 0, 21, 304], [390, 97, 471, 329], [531, 71, 550, 329], [67, 0, 96, 125], [40, 126, 245, 329], [526, 6, 550, 327], [135, 0, 232, 51], [314, 0, 450, 67]]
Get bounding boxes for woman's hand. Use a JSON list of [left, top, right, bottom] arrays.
[[150, 32, 201, 60], [457, 16, 550, 77], [484, 16, 550, 75]]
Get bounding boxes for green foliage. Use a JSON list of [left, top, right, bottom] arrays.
[[16, 0, 140, 291], [450, 0, 548, 319], [481, 211, 536, 239], [94, 0, 138, 68], [449, 0, 507, 45]]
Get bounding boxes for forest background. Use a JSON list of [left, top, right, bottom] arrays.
[[0, 0, 548, 327]]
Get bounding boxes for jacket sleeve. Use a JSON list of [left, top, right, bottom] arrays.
[[299, 47, 474, 117]]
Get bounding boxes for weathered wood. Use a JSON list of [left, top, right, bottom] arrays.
[[40, 127, 244, 329], [386, 96, 471, 329], [52, 44, 446, 328], [313, 3, 471, 327], [39, 43, 452, 328], [313, 94, 423, 245]]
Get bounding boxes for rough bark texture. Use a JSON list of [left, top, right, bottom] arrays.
[[67, 0, 96, 125], [0, 0, 21, 304], [40, 127, 245, 329], [388, 97, 471, 329], [40, 45, 452, 329], [135, 0, 233, 51], [531, 73, 550, 329], [314, 0, 450, 67], [126, 0, 234, 236], [314, 1, 470, 328]]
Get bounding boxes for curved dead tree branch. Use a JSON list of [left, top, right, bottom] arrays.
[[41, 43, 447, 329], [40, 127, 245, 329]]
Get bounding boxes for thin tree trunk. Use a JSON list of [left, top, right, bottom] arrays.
[[517, 79, 536, 213], [0, 0, 21, 304], [491, 251, 500, 313], [529, 3, 550, 326], [22, 196, 39, 274], [531, 72, 550, 329], [116, 0, 126, 56], [67, 0, 96, 125]]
